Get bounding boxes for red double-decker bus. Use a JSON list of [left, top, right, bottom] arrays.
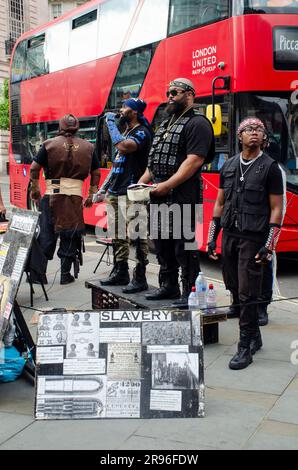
[[9, 0, 298, 252]]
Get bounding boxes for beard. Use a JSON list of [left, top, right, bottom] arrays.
[[165, 100, 187, 116], [119, 114, 129, 126]]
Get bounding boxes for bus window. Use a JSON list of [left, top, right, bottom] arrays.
[[26, 34, 48, 79], [47, 122, 59, 139], [151, 104, 167, 132], [46, 22, 70, 73], [69, 10, 98, 67], [125, 0, 169, 50], [11, 40, 26, 83], [97, 0, 138, 58], [237, 93, 298, 188], [195, 98, 230, 172], [12, 123, 46, 164], [96, 117, 113, 169], [168, 0, 229, 35], [77, 118, 97, 143], [236, 0, 298, 14], [106, 44, 156, 110]]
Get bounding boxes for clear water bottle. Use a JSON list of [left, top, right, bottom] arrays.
[[188, 286, 198, 309], [206, 283, 217, 314], [195, 272, 207, 310]]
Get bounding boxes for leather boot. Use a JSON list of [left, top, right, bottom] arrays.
[[100, 261, 130, 286], [171, 279, 191, 309], [171, 255, 198, 309], [250, 327, 263, 355], [146, 271, 180, 301], [229, 328, 253, 370], [258, 303, 269, 326], [122, 263, 148, 294], [60, 257, 75, 285]]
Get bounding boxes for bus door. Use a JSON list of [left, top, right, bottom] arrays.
[[197, 96, 232, 251]]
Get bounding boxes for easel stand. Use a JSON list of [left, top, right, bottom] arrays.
[[13, 301, 36, 380], [25, 271, 49, 307]]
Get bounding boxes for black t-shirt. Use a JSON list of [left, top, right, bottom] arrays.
[[34, 145, 100, 179], [173, 114, 213, 204], [108, 124, 152, 196]]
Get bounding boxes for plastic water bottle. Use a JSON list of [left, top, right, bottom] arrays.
[[195, 272, 207, 310], [206, 283, 217, 314], [188, 286, 198, 309]]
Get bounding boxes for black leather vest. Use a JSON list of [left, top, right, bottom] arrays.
[[221, 153, 276, 233], [148, 116, 192, 180]]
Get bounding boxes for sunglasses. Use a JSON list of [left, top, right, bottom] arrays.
[[166, 89, 186, 98]]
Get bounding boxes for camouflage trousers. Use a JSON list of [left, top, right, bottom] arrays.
[[105, 194, 148, 264]]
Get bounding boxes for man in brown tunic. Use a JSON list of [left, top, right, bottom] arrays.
[[30, 114, 100, 284]]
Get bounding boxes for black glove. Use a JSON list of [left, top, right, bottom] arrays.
[[256, 246, 273, 264], [207, 240, 217, 258], [256, 223, 281, 264], [207, 217, 221, 259]]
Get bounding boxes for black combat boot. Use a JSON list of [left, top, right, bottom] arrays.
[[60, 258, 75, 285], [229, 328, 253, 370], [250, 327, 263, 355], [146, 271, 180, 301], [171, 279, 191, 309], [122, 262, 148, 294], [258, 303, 269, 326], [100, 261, 130, 286]]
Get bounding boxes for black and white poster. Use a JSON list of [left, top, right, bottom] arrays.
[[35, 309, 204, 420], [0, 208, 39, 343]]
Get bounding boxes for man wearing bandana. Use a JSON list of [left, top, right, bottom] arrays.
[[139, 78, 214, 306], [99, 99, 153, 292], [207, 117, 284, 370]]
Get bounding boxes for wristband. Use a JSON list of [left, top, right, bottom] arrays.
[[207, 217, 221, 245], [265, 223, 281, 252]]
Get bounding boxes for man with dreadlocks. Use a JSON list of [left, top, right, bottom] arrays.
[[30, 114, 100, 284], [207, 117, 284, 370]]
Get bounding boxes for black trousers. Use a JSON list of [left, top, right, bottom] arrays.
[[151, 199, 201, 289], [222, 231, 264, 330], [259, 260, 273, 305], [38, 197, 82, 263]]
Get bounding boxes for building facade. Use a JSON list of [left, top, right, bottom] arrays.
[[0, 0, 89, 173], [48, 0, 88, 20]]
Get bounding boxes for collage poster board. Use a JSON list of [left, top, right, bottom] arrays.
[[35, 309, 205, 419], [0, 208, 39, 343]]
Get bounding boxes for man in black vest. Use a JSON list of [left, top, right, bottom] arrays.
[[139, 77, 214, 306], [207, 117, 284, 370]]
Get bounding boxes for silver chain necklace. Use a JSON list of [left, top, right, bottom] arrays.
[[239, 151, 263, 182]]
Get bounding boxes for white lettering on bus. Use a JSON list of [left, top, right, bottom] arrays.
[[192, 45, 217, 75], [192, 46, 217, 58], [280, 35, 298, 51]]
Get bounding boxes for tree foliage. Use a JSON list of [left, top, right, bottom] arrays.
[[0, 79, 9, 130]]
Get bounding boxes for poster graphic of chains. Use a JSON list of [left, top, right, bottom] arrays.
[[35, 309, 205, 419], [0, 208, 39, 343]]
